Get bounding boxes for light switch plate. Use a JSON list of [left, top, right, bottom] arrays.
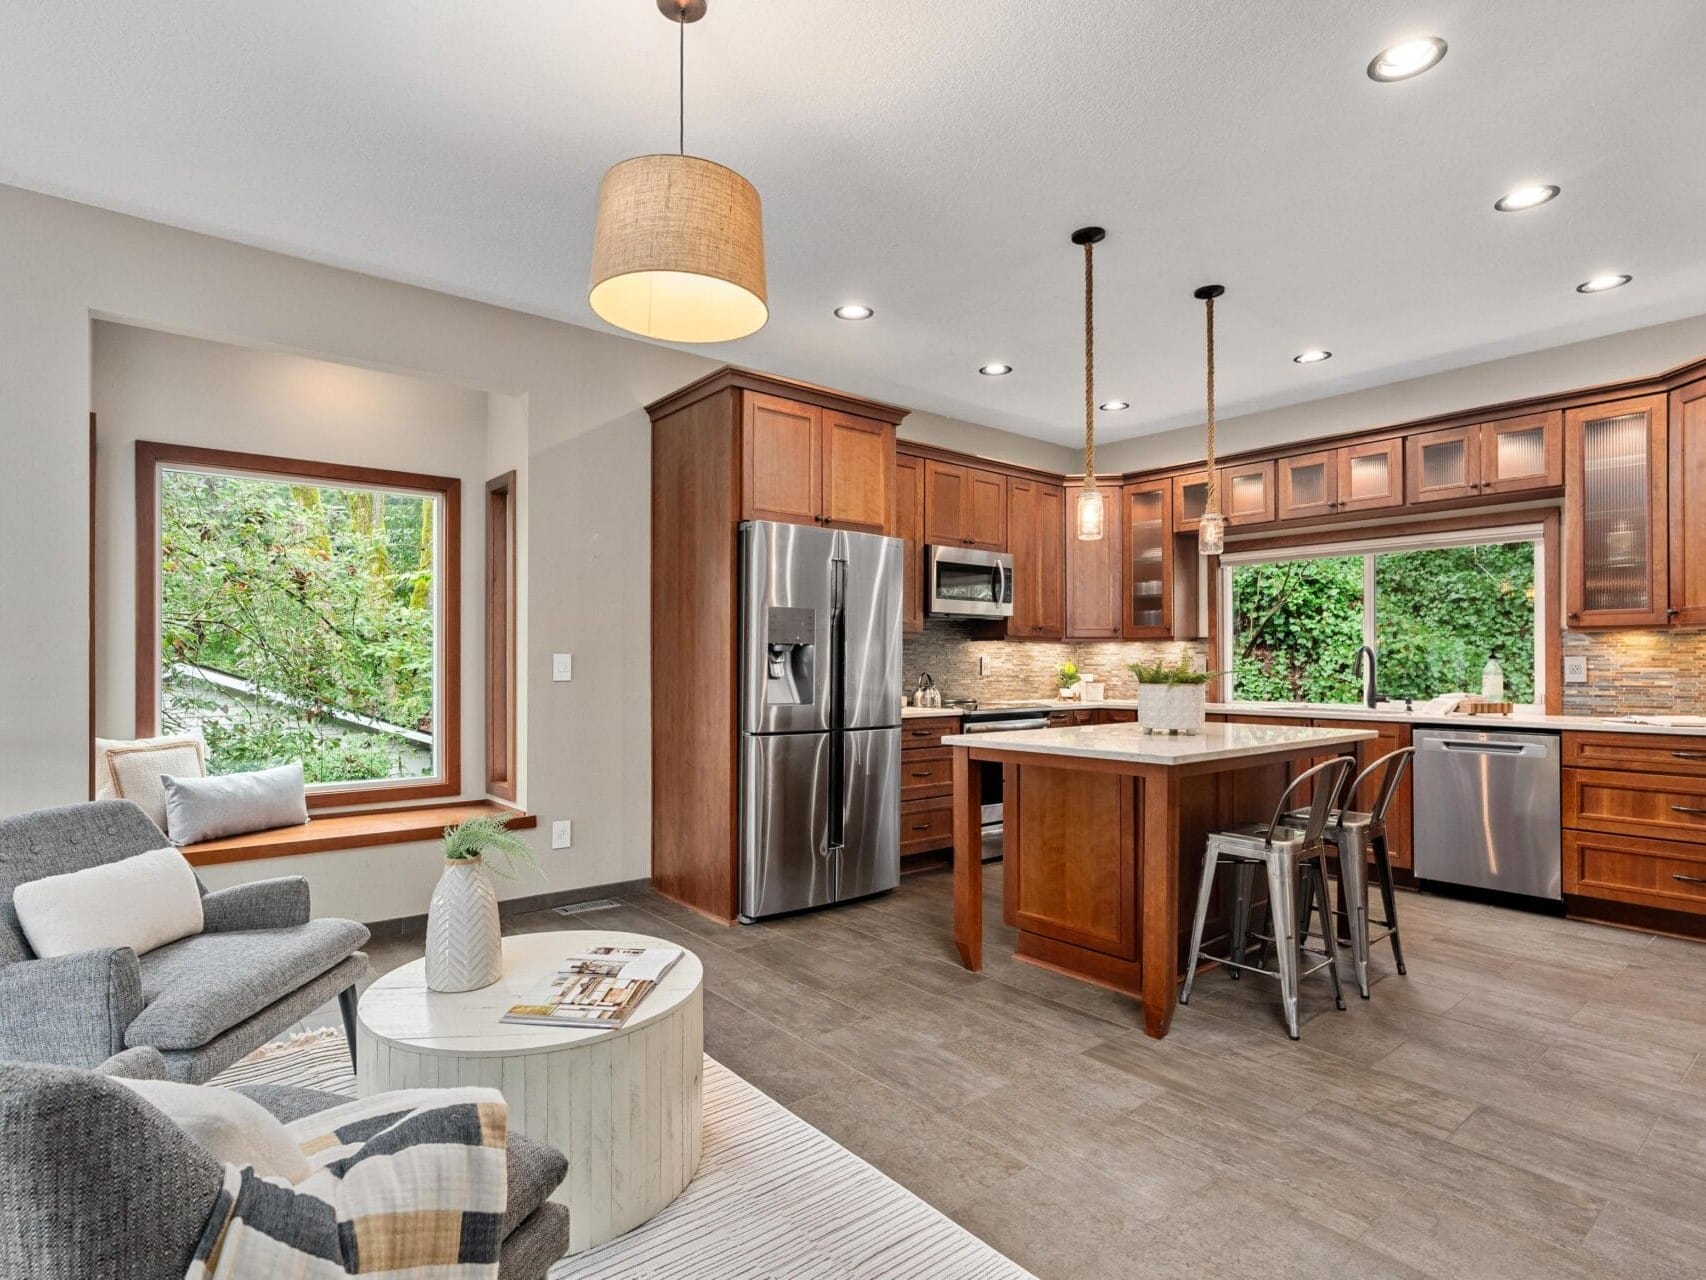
[[552, 653, 573, 682], [1563, 655, 1588, 684], [979, 655, 990, 677], [551, 819, 573, 849]]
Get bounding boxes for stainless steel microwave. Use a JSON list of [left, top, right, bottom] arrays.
[[925, 545, 1014, 618]]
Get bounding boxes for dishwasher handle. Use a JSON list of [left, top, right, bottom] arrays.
[[1438, 741, 1530, 755]]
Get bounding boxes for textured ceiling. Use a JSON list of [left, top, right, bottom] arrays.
[[3, 1, 1704, 445]]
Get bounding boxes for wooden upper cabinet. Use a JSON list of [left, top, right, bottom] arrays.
[[1336, 439, 1403, 513], [1006, 478, 1063, 639], [743, 393, 821, 525], [1407, 412, 1562, 505], [894, 453, 925, 634], [821, 410, 893, 533], [1123, 480, 1173, 638], [741, 391, 895, 533], [1481, 410, 1562, 494], [1220, 461, 1276, 525], [1565, 393, 1669, 629], [1174, 471, 1209, 532], [1065, 482, 1122, 639], [1671, 378, 1706, 627], [924, 459, 1007, 550], [1276, 450, 1339, 520]]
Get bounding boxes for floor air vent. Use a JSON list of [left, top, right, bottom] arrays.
[[554, 899, 622, 916]]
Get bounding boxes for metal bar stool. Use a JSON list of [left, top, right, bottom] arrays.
[[1289, 746, 1414, 998], [1180, 755, 1356, 1039]]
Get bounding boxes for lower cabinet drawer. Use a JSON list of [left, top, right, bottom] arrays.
[[1565, 768, 1706, 845], [900, 749, 953, 800], [1562, 732, 1706, 778], [899, 798, 954, 853], [1564, 831, 1706, 916]]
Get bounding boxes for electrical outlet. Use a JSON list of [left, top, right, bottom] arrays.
[[1563, 655, 1588, 684], [551, 819, 573, 849], [552, 653, 573, 682], [979, 655, 990, 677]]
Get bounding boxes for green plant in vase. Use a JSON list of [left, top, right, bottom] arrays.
[[1057, 661, 1082, 699], [427, 816, 539, 993], [441, 814, 540, 878], [1127, 655, 1218, 734]]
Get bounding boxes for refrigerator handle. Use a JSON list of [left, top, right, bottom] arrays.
[[827, 556, 846, 853]]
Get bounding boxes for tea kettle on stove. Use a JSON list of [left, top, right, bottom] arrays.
[[912, 672, 941, 708]]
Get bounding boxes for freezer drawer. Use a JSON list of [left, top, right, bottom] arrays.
[[1413, 727, 1562, 900]]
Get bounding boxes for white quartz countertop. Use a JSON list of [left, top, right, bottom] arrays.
[[940, 721, 1377, 766], [905, 699, 1706, 736]]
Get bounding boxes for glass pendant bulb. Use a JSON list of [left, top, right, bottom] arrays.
[[1076, 485, 1106, 542], [1198, 510, 1226, 557]]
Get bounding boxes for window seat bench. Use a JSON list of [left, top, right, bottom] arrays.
[[179, 801, 535, 867]]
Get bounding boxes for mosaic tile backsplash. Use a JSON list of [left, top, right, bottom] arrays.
[[905, 617, 1706, 715]]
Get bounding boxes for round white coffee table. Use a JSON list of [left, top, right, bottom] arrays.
[[355, 930, 703, 1255]]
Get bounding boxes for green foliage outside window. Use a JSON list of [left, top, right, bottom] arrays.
[[158, 467, 438, 783], [1231, 542, 1536, 704]]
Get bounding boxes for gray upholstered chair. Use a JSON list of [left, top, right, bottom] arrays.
[[0, 800, 368, 1083], [0, 1049, 574, 1280]]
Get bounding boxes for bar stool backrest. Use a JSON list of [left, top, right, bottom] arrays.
[[1267, 755, 1355, 849], [1343, 746, 1417, 826]]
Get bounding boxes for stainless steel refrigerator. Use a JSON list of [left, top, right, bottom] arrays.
[[739, 520, 903, 921]]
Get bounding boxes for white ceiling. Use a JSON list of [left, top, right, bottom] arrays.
[[4, 1, 1705, 446]]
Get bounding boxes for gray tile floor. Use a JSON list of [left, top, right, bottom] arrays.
[[331, 868, 1706, 1280]]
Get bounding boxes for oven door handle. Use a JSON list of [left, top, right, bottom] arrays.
[[965, 717, 1051, 732]]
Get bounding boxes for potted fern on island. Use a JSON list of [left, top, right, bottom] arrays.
[[426, 815, 540, 993], [1128, 656, 1217, 735]]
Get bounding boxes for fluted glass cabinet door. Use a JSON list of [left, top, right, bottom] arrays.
[[1565, 394, 1668, 628], [1483, 410, 1563, 495], [1123, 481, 1173, 637], [1405, 425, 1479, 503]]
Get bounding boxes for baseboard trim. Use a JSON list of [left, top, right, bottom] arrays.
[[363, 878, 653, 938]]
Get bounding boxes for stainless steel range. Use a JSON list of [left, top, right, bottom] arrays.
[[956, 703, 1057, 860]]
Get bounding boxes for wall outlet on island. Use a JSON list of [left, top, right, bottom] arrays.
[[551, 819, 573, 849], [1563, 656, 1588, 684]]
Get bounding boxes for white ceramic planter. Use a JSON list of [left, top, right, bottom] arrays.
[[1138, 683, 1206, 735], [425, 857, 503, 993]]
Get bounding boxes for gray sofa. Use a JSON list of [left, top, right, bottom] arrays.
[[0, 800, 368, 1083], [0, 1048, 573, 1279]]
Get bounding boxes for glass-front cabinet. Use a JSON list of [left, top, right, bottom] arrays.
[[1123, 480, 1173, 637], [1407, 411, 1562, 504], [1277, 450, 1338, 520], [1337, 439, 1403, 512], [1565, 394, 1669, 628]]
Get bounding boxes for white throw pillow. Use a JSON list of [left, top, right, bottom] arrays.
[[116, 1078, 314, 1184], [98, 735, 207, 830], [12, 846, 204, 959]]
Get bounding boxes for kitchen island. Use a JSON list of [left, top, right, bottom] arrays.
[[944, 721, 1377, 1039]]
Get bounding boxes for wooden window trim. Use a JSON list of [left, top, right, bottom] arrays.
[[180, 800, 533, 867], [485, 471, 517, 801], [135, 441, 462, 810]]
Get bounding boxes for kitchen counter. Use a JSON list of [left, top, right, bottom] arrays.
[[947, 720, 1377, 1040]]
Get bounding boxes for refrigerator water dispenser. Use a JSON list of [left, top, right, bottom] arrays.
[[764, 606, 815, 705]]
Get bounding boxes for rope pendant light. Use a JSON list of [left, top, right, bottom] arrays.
[[1072, 227, 1106, 542], [1194, 284, 1226, 556], [589, 0, 768, 344]]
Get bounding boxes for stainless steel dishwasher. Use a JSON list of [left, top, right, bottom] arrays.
[[1412, 727, 1562, 900]]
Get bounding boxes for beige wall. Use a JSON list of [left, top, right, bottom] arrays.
[[900, 409, 1080, 473], [1097, 311, 1706, 474]]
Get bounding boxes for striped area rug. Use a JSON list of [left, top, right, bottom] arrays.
[[214, 1031, 1033, 1280]]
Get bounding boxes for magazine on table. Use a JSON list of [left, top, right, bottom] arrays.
[[501, 944, 683, 1029]]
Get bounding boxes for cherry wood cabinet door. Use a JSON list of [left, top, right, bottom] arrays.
[[1276, 450, 1339, 520], [965, 466, 1008, 550], [1173, 471, 1209, 532], [1065, 481, 1122, 638], [894, 453, 926, 634], [1481, 409, 1562, 495], [1405, 425, 1479, 504], [1219, 461, 1276, 525], [1565, 394, 1669, 629], [1669, 377, 1706, 627], [1005, 479, 1065, 639], [1033, 481, 1065, 638], [1123, 481, 1173, 637], [1336, 439, 1404, 513], [743, 393, 821, 525], [821, 410, 893, 534], [923, 460, 1005, 548]]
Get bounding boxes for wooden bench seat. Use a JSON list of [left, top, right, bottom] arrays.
[[180, 801, 535, 867]]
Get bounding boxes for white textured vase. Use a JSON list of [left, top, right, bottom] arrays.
[[1138, 683, 1207, 735], [425, 857, 503, 993]]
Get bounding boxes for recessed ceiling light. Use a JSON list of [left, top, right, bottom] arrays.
[[1367, 36, 1447, 82], [1293, 349, 1333, 364], [833, 303, 873, 320], [1494, 184, 1560, 212], [1576, 274, 1631, 294], [1099, 400, 1130, 412], [979, 363, 1013, 376]]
